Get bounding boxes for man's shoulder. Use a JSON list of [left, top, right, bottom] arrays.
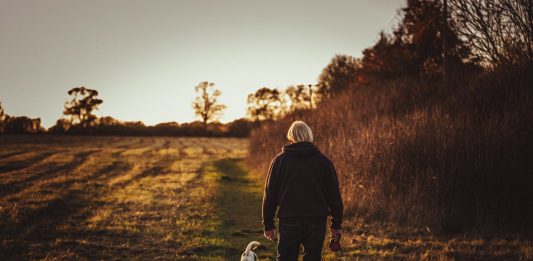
[[316, 151, 333, 163], [272, 151, 285, 159], [271, 152, 286, 164]]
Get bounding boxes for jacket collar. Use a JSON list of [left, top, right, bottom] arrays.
[[282, 141, 320, 157]]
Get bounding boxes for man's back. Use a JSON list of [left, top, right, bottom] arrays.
[[262, 141, 343, 231], [275, 142, 332, 219]]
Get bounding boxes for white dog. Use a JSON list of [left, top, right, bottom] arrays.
[[240, 241, 261, 261]]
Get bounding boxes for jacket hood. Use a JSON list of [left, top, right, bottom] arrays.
[[282, 141, 320, 157]]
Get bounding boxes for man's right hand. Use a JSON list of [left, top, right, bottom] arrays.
[[328, 228, 342, 252], [330, 228, 341, 241], [264, 229, 278, 241]]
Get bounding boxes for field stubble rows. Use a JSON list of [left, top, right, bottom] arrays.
[[0, 136, 254, 260]]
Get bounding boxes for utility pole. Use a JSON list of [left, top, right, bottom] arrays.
[[442, 0, 448, 81], [307, 84, 313, 109]]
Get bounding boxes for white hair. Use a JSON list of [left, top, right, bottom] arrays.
[[287, 121, 313, 143]]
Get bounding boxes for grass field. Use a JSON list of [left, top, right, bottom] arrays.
[[1, 136, 531, 260], [0, 135, 273, 260]]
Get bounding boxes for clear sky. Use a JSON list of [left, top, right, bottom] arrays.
[[0, 0, 404, 128]]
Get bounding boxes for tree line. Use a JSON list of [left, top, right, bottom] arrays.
[[0, 71, 332, 136], [246, 0, 533, 121], [2, 0, 531, 137], [0, 83, 250, 137]]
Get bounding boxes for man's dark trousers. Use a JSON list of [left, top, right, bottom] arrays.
[[277, 217, 327, 261]]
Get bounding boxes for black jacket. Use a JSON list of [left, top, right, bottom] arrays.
[[262, 141, 344, 230]]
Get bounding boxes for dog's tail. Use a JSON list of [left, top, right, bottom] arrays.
[[245, 241, 261, 254]]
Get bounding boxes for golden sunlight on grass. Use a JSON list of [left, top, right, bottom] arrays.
[[1, 136, 531, 260], [0, 136, 251, 260]]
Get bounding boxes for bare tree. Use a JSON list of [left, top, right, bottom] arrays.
[[63, 87, 103, 129], [192, 81, 226, 126], [450, 0, 533, 65]]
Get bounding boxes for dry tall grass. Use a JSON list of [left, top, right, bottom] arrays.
[[247, 63, 533, 234]]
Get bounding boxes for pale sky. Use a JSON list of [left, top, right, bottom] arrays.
[[0, 0, 404, 128]]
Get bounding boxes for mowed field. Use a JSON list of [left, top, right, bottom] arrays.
[[0, 135, 275, 260], [1, 136, 532, 261]]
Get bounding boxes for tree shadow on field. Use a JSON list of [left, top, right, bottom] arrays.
[[0, 150, 59, 173], [211, 158, 276, 260], [0, 150, 95, 197], [0, 159, 133, 260]]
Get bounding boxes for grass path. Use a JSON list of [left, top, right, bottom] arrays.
[[212, 159, 277, 260], [184, 158, 277, 260]]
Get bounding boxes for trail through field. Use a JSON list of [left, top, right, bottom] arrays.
[[209, 159, 277, 260], [0, 136, 259, 260], [2, 136, 531, 260]]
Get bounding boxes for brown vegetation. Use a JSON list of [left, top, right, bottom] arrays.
[[246, 0, 533, 237], [248, 63, 533, 234]]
